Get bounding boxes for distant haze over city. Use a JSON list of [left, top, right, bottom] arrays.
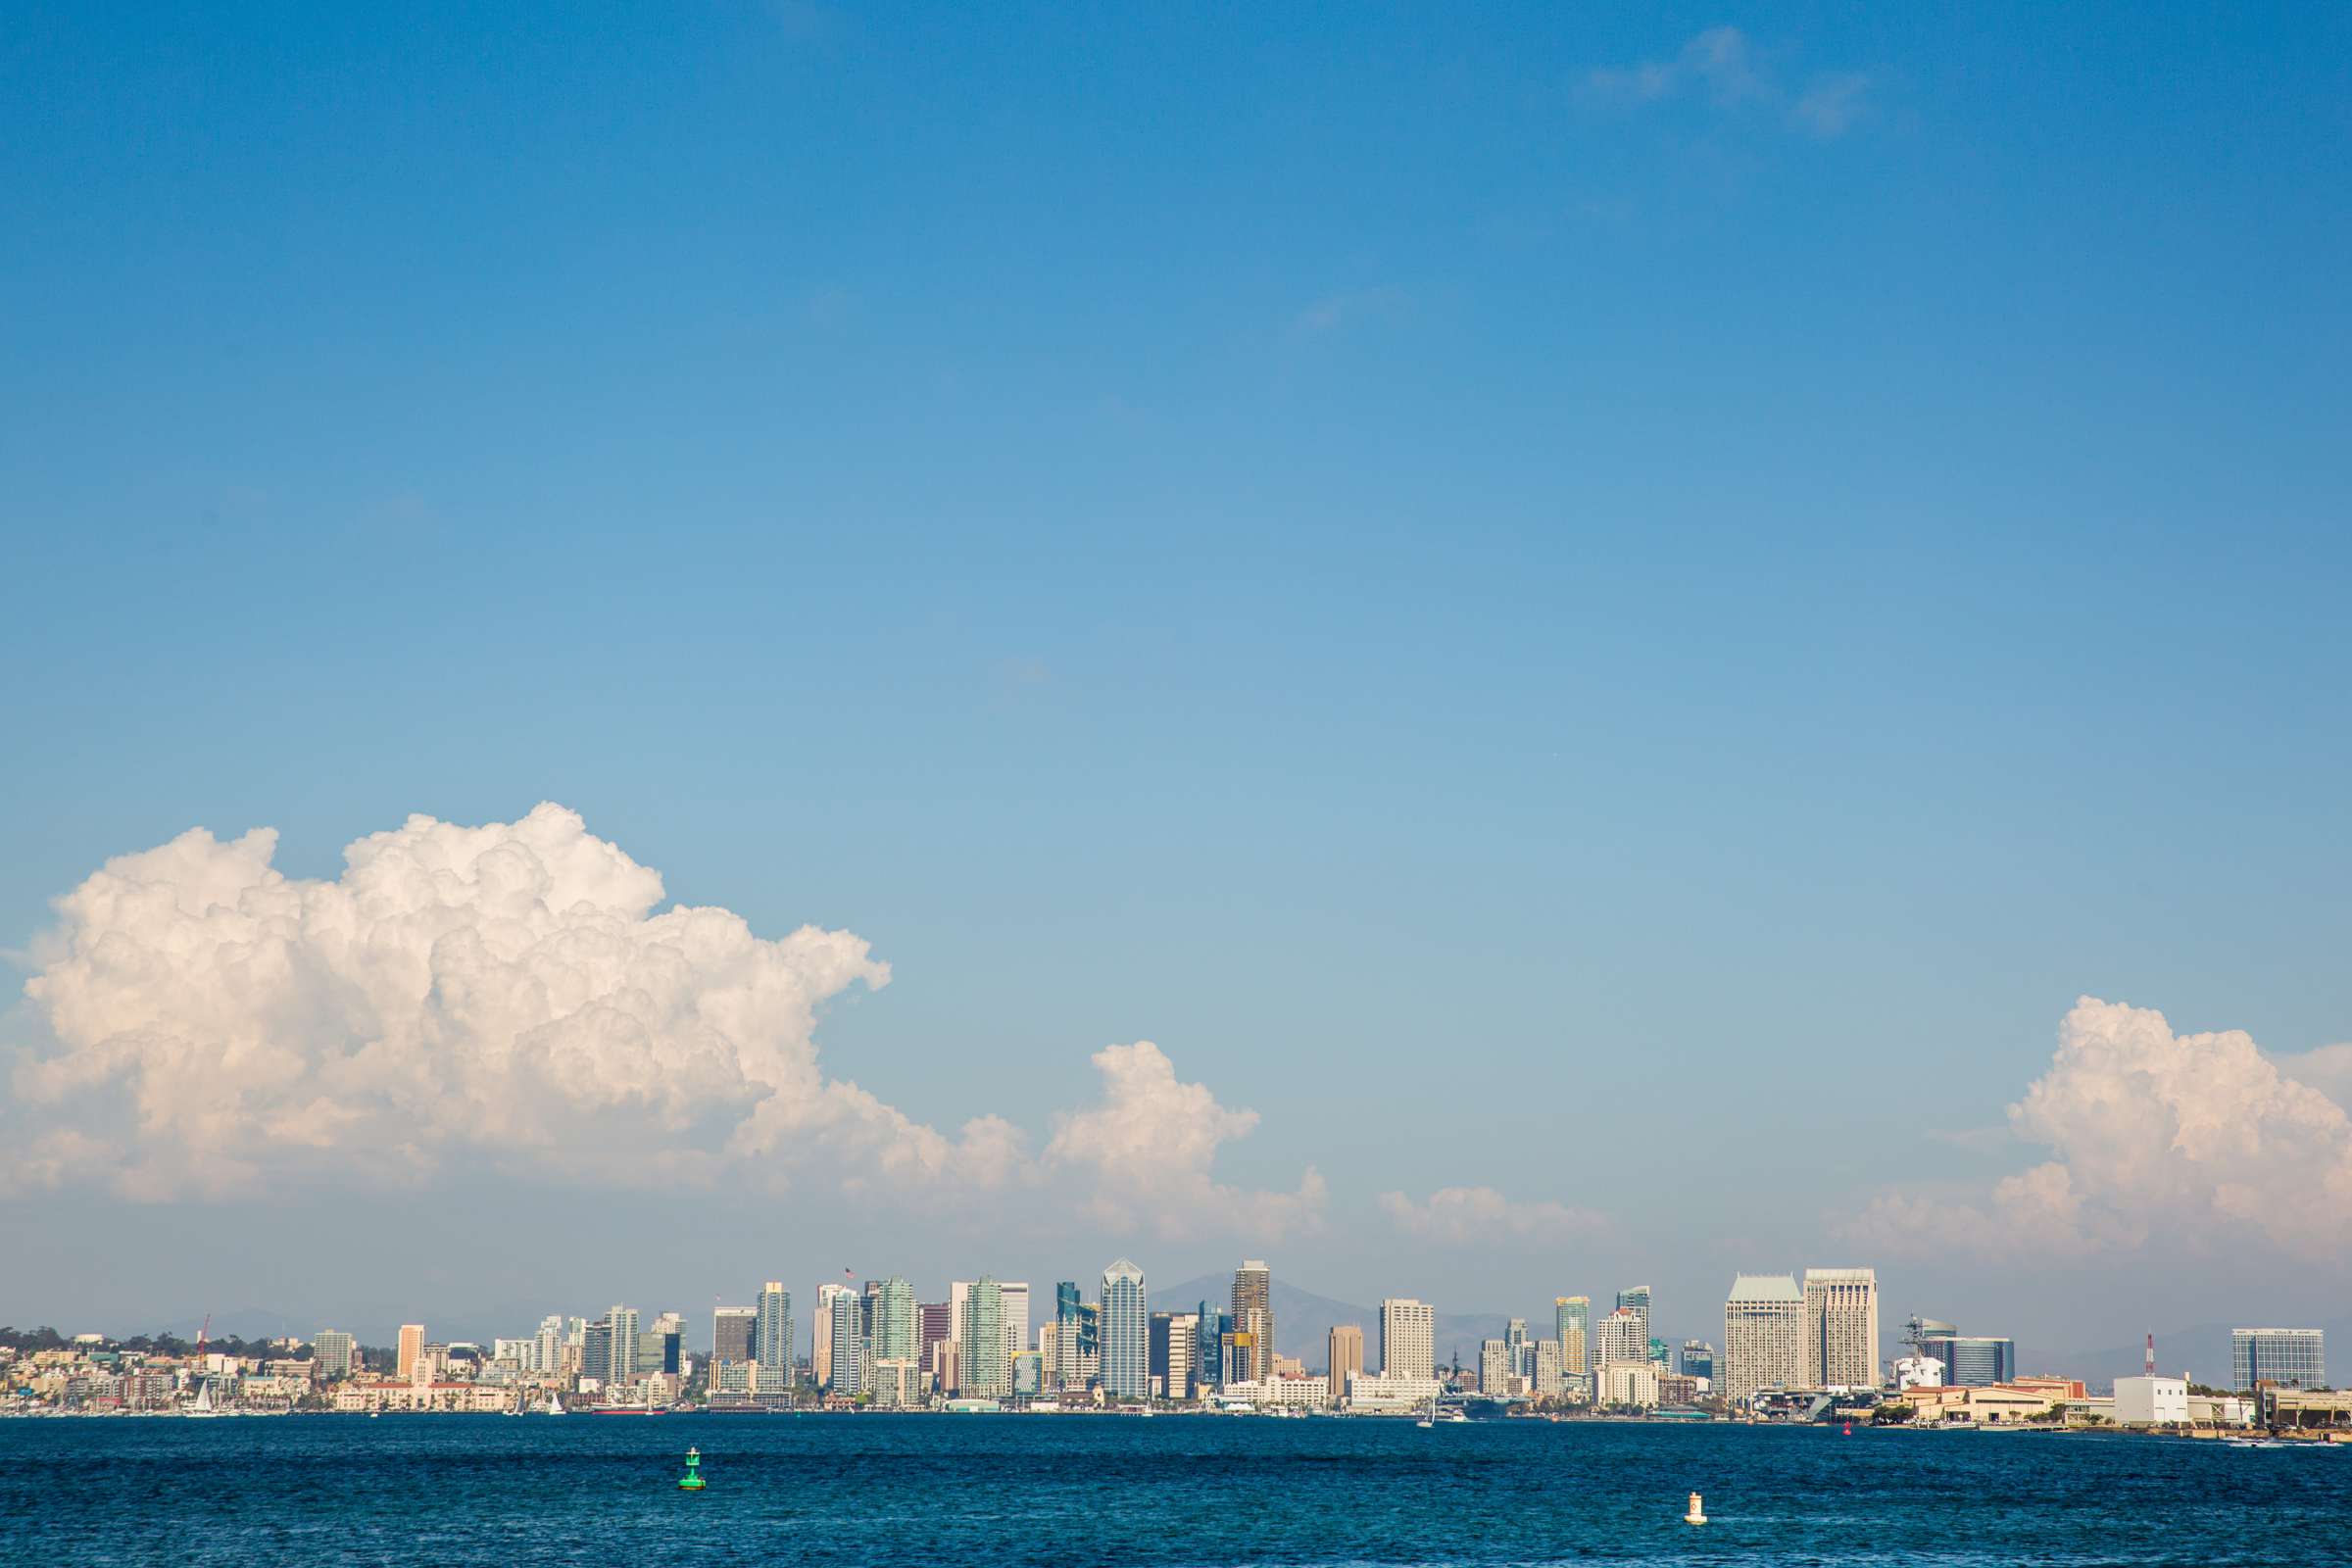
[[3, 5, 2348, 1361]]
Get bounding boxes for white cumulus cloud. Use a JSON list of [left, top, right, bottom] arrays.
[[4, 805, 1307, 1238], [1379, 1185, 1606, 1246], [1045, 1042, 1326, 1242], [1847, 998, 2352, 1263]]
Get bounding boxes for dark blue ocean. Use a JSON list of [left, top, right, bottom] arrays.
[[4, 1414, 2344, 1566]]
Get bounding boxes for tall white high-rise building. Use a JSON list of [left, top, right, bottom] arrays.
[[1802, 1267, 1880, 1390], [1595, 1307, 1647, 1369], [826, 1287, 864, 1396], [1479, 1339, 1516, 1395], [1163, 1311, 1197, 1401], [814, 1283, 856, 1390], [1381, 1298, 1435, 1379], [949, 1281, 975, 1367], [1722, 1274, 1804, 1401], [1000, 1282, 1031, 1369], [1100, 1259, 1149, 1399], [1531, 1337, 1564, 1398], [1616, 1286, 1651, 1344], [605, 1305, 641, 1387]]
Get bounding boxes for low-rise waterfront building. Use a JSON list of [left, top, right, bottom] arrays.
[[1344, 1372, 1443, 1414], [1218, 1375, 1330, 1409], [1597, 1360, 1660, 1409], [2256, 1388, 2352, 1429], [2113, 1375, 2189, 1426], [2187, 1393, 2253, 1428], [1900, 1384, 2059, 1425], [331, 1379, 518, 1413]]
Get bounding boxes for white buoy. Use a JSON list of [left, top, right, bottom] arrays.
[[1684, 1492, 1707, 1526]]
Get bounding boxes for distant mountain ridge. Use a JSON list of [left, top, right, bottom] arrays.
[[1154, 1273, 1529, 1369]]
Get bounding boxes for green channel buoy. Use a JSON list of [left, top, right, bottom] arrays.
[[678, 1446, 706, 1492]]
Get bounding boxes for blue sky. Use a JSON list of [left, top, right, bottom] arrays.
[[3, 2, 2348, 1350]]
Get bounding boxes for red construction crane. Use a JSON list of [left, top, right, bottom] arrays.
[[195, 1313, 211, 1361]]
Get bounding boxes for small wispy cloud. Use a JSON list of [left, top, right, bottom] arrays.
[[1380, 1185, 1607, 1246], [1792, 73, 1872, 138], [1685, 25, 1767, 105], [1584, 26, 1871, 139], [1585, 58, 1678, 106], [1290, 285, 1407, 337], [1585, 25, 1761, 108]]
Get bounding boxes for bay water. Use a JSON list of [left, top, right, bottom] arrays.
[[4, 1414, 2341, 1566]]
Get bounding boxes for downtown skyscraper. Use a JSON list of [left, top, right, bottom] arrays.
[[755, 1283, 793, 1391], [868, 1278, 917, 1365], [959, 1277, 1007, 1396], [601, 1305, 640, 1386], [714, 1306, 756, 1366], [1327, 1324, 1364, 1405], [1616, 1285, 1651, 1350], [1232, 1260, 1273, 1385], [1555, 1296, 1590, 1378], [1802, 1268, 1881, 1390], [1053, 1282, 1086, 1392], [1100, 1258, 1149, 1399], [827, 1289, 864, 1396], [1722, 1274, 1804, 1401], [1380, 1298, 1435, 1379], [813, 1283, 856, 1389]]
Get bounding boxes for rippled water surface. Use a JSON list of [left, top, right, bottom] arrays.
[[4, 1414, 2345, 1566]]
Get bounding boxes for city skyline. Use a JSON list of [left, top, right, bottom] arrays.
[[10, 1250, 2327, 1406], [5, 3, 2351, 1351]]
